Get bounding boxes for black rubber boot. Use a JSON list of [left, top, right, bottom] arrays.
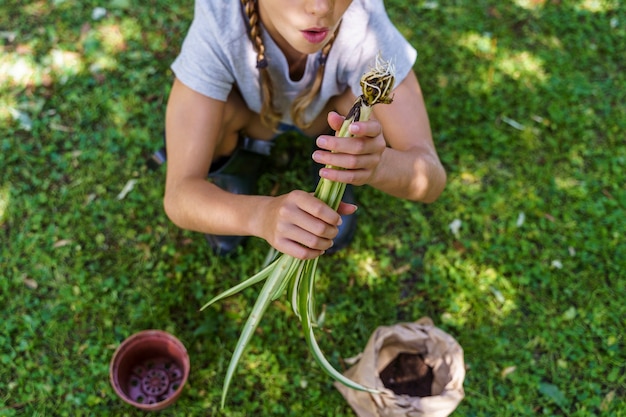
[[311, 148, 358, 254], [327, 183, 357, 254], [149, 136, 272, 256], [204, 136, 272, 255], [147, 147, 167, 171]]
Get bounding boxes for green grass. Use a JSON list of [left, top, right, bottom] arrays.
[[1, 0, 624, 416]]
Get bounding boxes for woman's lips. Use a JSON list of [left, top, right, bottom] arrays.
[[301, 28, 329, 44]]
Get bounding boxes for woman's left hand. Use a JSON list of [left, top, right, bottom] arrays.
[[312, 111, 387, 186]]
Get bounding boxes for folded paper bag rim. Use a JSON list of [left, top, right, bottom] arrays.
[[334, 317, 465, 417]]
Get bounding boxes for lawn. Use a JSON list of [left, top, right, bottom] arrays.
[[1, 0, 624, 416]]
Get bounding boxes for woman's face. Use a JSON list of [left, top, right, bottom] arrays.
[[258, 0, 352, 58]]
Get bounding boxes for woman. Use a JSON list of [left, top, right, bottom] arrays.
[[163, 0, 446, 260]]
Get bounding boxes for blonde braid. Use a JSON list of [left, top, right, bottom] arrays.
[[290, 34, 336, 129], [242, 0, 282, 130]]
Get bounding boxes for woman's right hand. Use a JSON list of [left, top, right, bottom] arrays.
[[257, 190, 357, 260]]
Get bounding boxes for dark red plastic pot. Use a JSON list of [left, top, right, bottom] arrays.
[[110, 330, 190, 411]]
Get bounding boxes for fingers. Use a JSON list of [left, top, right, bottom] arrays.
[[313, 140, 384, 185], [314, 133, 384, 163], [326, 111, 345, 131], [337, 201, 358, 216], [315, 114, 386, 185], [281, 206, 339, 248], [326, 111, 383, 140], [267, 191, 343, 259], [262, 190, 358, 260], [317, 116, 385, 162], [273, 238, 326, 261]]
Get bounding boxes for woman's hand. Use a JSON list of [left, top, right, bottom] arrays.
[[256, 190, 357, 260], [311, 111, 387, 186]]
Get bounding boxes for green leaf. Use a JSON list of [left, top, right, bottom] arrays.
[[538, 382, 568, 408], [297, 258, 380, 394], [220, 255, 303, 408], [199, 261, 274, 311]]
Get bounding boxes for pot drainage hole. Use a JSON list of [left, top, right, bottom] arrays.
[[127, 357, 184, 404]]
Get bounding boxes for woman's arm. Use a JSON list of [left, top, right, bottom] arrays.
[[164, 78, 251, 234], [164, 78, 351, 259], [313, 70, 446, 203]]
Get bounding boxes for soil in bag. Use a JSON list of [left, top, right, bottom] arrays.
[[379, 353, 434, 397]]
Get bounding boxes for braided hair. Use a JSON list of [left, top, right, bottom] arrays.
[[242, 0, 336, 130]]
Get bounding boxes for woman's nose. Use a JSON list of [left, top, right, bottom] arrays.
[[305, 0, 331, 16]]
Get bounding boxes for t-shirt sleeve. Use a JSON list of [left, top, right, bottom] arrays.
[[170, 0, 235, 101], [338, 0, 418, 98]]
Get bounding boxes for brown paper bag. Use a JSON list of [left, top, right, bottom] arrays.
[[334, 318, 465, 417]]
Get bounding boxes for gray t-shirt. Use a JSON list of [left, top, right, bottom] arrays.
[[171, 0, 417, 126]]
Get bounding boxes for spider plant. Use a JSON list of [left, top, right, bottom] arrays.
[[201, 54, 396, 409]]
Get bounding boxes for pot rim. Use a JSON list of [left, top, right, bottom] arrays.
[[109, 329, 190, 411]]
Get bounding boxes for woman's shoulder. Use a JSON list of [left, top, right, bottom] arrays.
[[341, 0, 393, 37], [347, 0, 388, 18], [329, 0, 415, 95], [192, 0, 247, 43], [337, 0, 396, 50]]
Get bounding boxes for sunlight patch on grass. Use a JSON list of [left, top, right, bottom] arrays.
[[108, 93, 146, 128], [554, 177, 585, 191], [577, 0, 620, 12], [0, 48, 83, 88], [513, 0, 546, 10], [0, 19, 135, 91], [496, 51, 547, 84], [457, 32, 548, 91], [443, 160, 494, 200], [88, 54, 118, 73], [513, 0, 620, 13], [0, 94, 16, 125], [430, 254, 519, 327], [354, 254, 384, 287], [477, 267, 517, 317], [23, 1, 48, 17], [0, 183, 10, 223], [118, 16, 144, 43], [458, 32, 497, 58], [97, 24, 127, 54], [459, 171, 483, 193], [0, 52, 40, 87], [47, 49, 84, 83]]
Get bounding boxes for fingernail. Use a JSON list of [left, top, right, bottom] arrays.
[[317, 137, 327, 147], [337, 217, 343, 226]]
